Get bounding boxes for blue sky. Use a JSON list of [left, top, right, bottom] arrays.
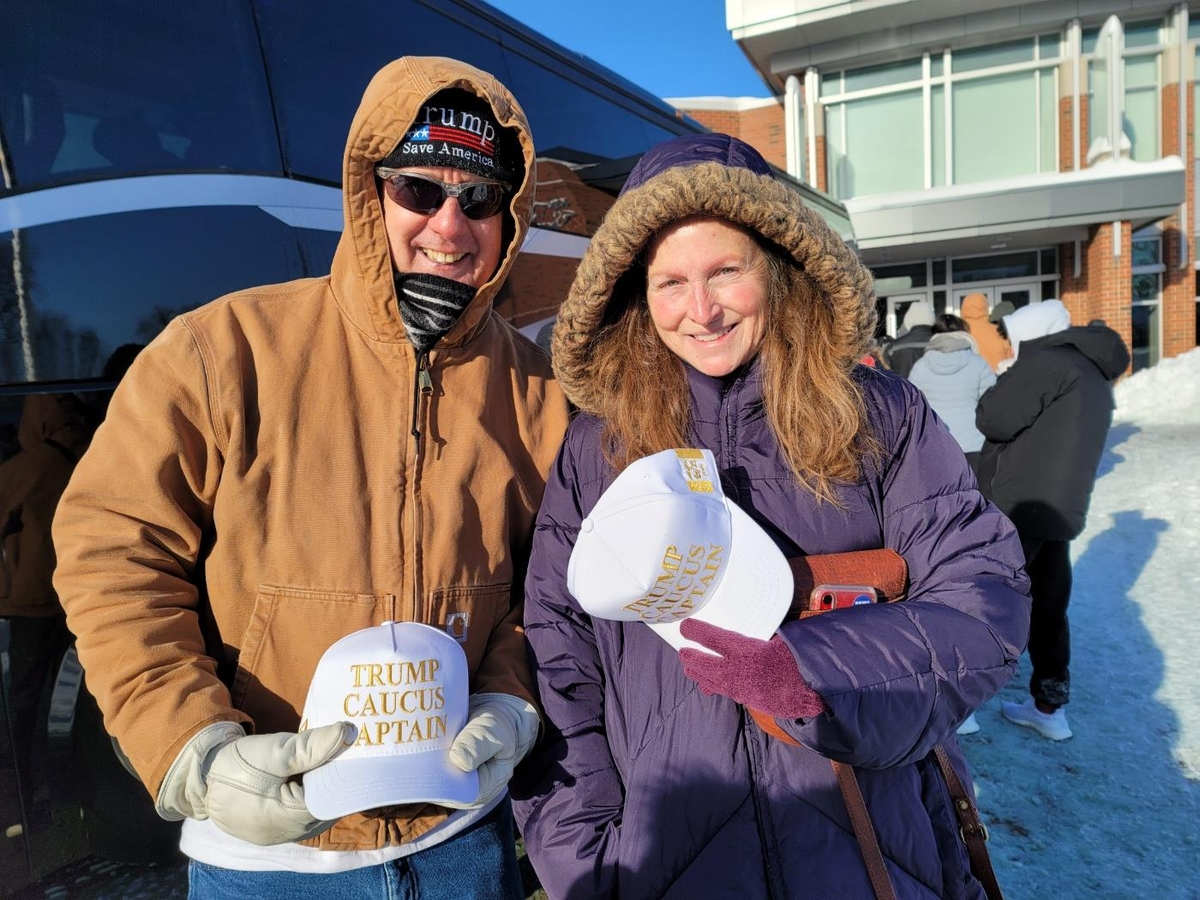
[[485, 0, 771, 99]]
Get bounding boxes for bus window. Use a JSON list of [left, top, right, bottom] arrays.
[[0, 207, 321, 384], [0, 1, 280, 192], [254, 0, 510, 185], [499, 43, 683, 163]]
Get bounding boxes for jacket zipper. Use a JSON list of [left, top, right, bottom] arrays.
[[745, 697, 785, 898], [410, 351, 432, 447], [409, 351, 433, 618], [721, 371, 782, 897]]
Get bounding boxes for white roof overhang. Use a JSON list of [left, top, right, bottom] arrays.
[[842, 155, 1185, 265]]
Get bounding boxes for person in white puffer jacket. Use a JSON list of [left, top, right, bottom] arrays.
[[907, 313, 996, 475]]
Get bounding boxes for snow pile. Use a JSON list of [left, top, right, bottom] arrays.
[[1114, 345, 1200, 424], [967, 342, 1200, 899]]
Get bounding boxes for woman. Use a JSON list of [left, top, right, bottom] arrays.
[[512, 134, 1030, 899], [907, 312, 997, 475]]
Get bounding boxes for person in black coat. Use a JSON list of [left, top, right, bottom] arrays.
[[976, 299, 1130, 740], [883, 299, 934, 378]]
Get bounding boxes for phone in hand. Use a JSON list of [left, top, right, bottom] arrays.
[[807, 584, 878, 612]]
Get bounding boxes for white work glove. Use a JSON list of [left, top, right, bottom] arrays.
[[155, 720, 356, 845], [443, 692, 539, 810]]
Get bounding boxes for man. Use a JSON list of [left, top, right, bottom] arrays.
[[976, 299, 1129, 741], [52, 57, 568, 896]]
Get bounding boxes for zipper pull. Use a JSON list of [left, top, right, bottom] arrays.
[[410, 352, 431, 444], [418, 352, 433, 395]]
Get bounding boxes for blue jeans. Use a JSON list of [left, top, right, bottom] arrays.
[[188, 800, 524, 900]]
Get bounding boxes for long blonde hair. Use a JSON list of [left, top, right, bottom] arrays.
[[587, 228, 877, 504]]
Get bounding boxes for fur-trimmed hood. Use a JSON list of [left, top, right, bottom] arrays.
[[551, 136, 876, 413]]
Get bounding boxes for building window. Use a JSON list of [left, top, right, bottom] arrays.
[[819, 35, 1059, 200], [952, 70, 1054, 182], [826, 90, 924, 198], [1124, 54, 1160, 160], [1131, 236, 1163, 371], [952, 250, 1040, 282], [952, 39, 1036, 73]]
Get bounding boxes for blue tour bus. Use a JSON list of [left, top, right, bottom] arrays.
[[0, 1, 853, 893]]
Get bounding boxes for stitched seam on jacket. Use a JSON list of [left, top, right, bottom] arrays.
[[178, 317, 225, 455]]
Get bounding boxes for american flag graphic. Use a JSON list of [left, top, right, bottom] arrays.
[[407, 124, 495, 155]]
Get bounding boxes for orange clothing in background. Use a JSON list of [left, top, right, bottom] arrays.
[[961, 293, 1012, 372]]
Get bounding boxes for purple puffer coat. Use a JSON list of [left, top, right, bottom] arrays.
[[513, 133, 1030, 899], [513, 365, 1029, 899]]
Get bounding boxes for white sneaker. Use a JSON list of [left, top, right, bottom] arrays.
[[956, 713, 980, 735], [1001, 698, 1073, 741]]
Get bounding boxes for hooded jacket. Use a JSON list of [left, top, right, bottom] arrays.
[[885, 300, 935, 378], [514, 136, 1030, 899], [0, 394, 90, 615], [1001, 299, 1072, 362], [976, 306, 1129, 541], [959, 293, 1012, 373], [907, 332, 996, 453], [51, 57, 569, 853]]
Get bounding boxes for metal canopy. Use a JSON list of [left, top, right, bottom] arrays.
[[842, 155, 1185, 265]]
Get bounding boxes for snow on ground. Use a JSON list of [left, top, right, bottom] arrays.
[[963, 347, 1200, 899]]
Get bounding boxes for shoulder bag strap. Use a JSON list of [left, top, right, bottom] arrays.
[[933, 744, 1005, 900], [831, 760, 898, 900]]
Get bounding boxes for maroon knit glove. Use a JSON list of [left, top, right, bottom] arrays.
[[678, 619, 828, 719]]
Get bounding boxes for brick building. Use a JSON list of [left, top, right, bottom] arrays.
[[672, 0, 1200, 370]]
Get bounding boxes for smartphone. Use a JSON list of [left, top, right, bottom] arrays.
[[807, 584, 878, 612]]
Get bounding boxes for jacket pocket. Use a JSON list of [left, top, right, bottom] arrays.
[[232, 585, 383, 734], [427, 582, 511, 676]]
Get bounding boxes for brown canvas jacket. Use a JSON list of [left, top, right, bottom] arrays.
[[51, 57, 569, 852]]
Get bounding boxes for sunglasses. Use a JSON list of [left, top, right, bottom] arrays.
[[375, 168, 509, 221]]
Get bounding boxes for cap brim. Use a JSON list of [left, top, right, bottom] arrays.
[[648, 499, 793, 652], [303, 751, 479, 820]]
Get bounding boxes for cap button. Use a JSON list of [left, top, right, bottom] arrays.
[[579, 518, 594, 533]]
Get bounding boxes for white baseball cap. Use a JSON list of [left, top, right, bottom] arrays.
[[300, 621, 478, 819], [567, 448, 793, 651]]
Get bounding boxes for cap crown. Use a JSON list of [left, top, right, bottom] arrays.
[[568, 449, 733, 624], [300, 621, 477, 817]]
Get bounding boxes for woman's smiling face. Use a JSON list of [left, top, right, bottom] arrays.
[[644, 216, 769, 377]]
